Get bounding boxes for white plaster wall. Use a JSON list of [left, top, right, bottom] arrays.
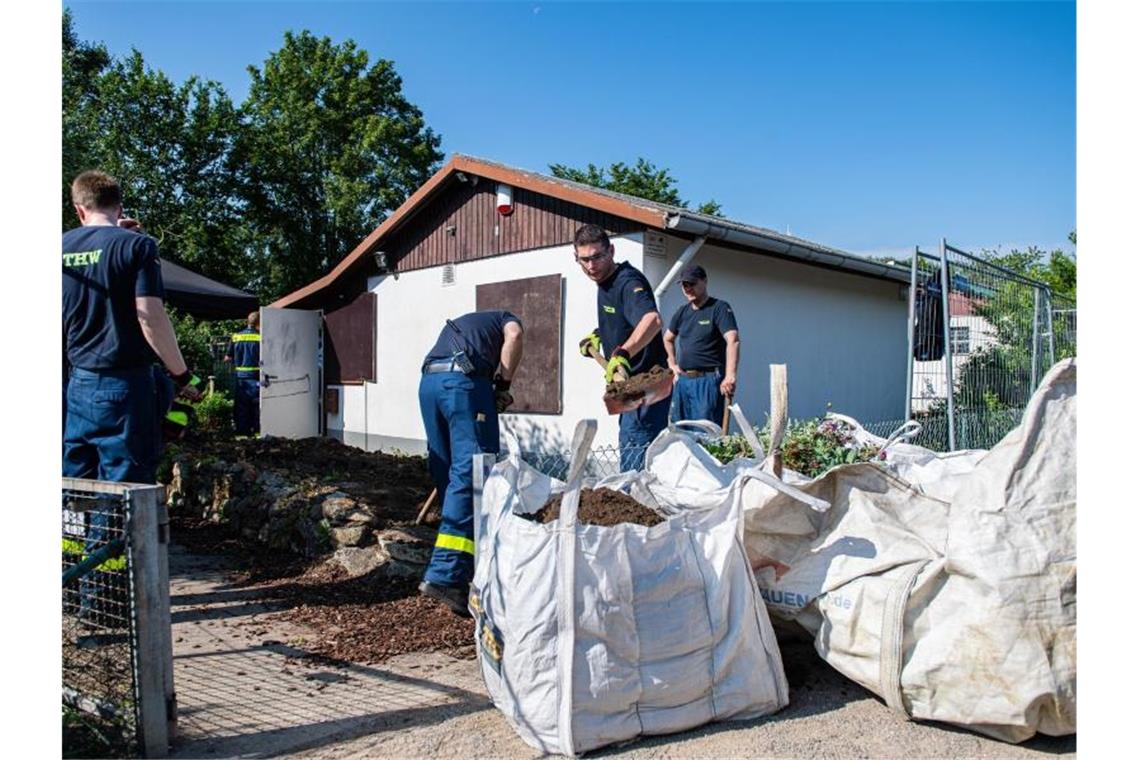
[[327, 234, 644, 453], [645, 234, 908, 425]]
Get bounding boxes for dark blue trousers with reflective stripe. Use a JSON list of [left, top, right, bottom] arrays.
[[670, 370, 725, 426], [234, 377, 260, 435], [418, 371, 499, 589]]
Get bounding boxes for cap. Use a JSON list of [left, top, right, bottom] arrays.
[[678, 264, 707, 284]]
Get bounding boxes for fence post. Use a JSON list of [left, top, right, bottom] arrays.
[[129, 484, 174, 758], [939, 238, 956, 450], [904, 246, 918, 421], [1045, 288, 1056, 369], [1031, 287, 1040, 390]]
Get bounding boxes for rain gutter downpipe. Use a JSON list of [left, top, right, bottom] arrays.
[[653, 234, 707, 300]]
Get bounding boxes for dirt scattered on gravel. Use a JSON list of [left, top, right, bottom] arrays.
[[534, 488, 664, 527], [605, 365, 674, 403]]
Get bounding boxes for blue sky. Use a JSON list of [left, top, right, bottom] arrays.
[[65, 0, 1075, 259]]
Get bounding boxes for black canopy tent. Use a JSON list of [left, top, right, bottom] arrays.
[[160, 259, 258, 321]]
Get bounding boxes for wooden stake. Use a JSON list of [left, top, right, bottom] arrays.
[[769, 364, 788, 478]]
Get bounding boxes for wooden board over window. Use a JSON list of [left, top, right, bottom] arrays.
[[476, 274, 562, 414], [324, 292, 376, 384]]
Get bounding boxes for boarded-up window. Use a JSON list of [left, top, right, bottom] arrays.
[[324, 293, 376, 384], [476, 274, 562, 414]]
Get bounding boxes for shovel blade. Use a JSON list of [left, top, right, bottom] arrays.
[[601, 372, 674, 415]]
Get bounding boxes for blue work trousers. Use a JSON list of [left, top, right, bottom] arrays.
[[618, 392, 671, 472], [234, 377, 261, 435], [418, 371, 499, 589], [64, 367, 159, 484], [670, 370, 725, 426], [63, 366, 158, 621]]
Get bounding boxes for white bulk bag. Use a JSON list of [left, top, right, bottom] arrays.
[[471, 420, 789, 755], [643, 361, 1076, 742]]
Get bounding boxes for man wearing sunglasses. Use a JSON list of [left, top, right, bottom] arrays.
[[574, 224, 671, 471]]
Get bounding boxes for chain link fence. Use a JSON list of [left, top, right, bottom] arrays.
[[63, 480, 175, 758], [906, 241, 1076, 451]]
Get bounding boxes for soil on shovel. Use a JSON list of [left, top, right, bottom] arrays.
[[604, 365, 673, 403], [533, 487, 664, 527]]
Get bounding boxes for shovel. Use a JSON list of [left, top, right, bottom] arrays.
[[585, 344, 674, 415]]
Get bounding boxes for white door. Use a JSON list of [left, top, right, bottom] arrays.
[[260, 306, 322, 438]]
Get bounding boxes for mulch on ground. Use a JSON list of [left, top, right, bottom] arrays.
[[171, 512, 475, 664], [534, 487, 664, 527]]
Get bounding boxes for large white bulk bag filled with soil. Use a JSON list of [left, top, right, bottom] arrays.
[[641, 359, 1077, 743], [471, 420, 788, 755]]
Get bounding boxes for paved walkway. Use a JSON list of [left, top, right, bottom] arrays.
[[167, 546, 501, 758], [166, 545, 1076, 759]]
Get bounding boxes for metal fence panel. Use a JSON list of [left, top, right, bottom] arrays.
[[63, 479, 174, 758], [906, 242, 1076, 451]]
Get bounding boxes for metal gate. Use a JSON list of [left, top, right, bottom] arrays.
[[62, 479, 175, 757], [905, 239, 1076, 450]]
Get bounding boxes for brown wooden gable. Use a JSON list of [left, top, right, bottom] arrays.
[[385, 180, 643, 273]]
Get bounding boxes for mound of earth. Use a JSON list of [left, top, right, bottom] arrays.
[[533, 488, 664, 527]]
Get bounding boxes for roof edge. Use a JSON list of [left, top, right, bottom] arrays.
[[273, 155, 668, 308]]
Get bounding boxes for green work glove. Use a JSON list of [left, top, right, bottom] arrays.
[[579, 330, 602, 358], [605, 349, 631, 384]]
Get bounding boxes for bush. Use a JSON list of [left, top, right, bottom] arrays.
[[700, 416, 880, 478], [194, 390, 234, 437]]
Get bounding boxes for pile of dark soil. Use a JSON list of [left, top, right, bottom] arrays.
[[532, 488, 664, 527], [167, 434, 436, 527], [605, 365, 674, 403]]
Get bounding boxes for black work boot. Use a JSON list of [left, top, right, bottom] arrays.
[[419, 581, 472, 618]]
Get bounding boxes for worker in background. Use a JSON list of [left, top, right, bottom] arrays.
[[663, 265, 740, 426], [224, 311, 261, 436], [418, 310, 524, 616], [575, 224, 671, 471]]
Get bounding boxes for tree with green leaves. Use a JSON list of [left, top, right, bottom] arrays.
[[234, 31, 444, 300], [549, 158, 722, 216], [63, 12, 248, 290]]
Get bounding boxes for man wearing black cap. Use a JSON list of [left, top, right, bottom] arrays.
[[663, 264, 740, 426]]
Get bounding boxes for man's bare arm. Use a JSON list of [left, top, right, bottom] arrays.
[[663, 329, 681, 377], [619, 311, 663, 358], [721, 329, 740, 396], [136, 296, 189, 377], [497, 321, 524, 381]]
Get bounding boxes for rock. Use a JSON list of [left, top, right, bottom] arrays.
[[375, 529, 432, 565], [326, 546, 387, 578], [319, 493, 358, 522], [330, 525, 368, 548]]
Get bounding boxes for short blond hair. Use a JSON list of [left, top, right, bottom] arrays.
[[248, 311, 260, 328], [71, 170, 123, 211]]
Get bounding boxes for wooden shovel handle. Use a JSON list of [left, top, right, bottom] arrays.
[[415, 488, 438, 525], [721, 392, 734, 436]]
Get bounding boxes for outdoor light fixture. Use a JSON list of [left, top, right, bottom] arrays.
[[374, 250, 388, 271]]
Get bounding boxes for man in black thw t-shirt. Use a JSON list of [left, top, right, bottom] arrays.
[[63, 170, 201, 484], [663, 265, 740, 427], [574, 224, 671, 471]]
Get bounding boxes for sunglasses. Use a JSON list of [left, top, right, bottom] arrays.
[[575, 249, 611, 265]]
